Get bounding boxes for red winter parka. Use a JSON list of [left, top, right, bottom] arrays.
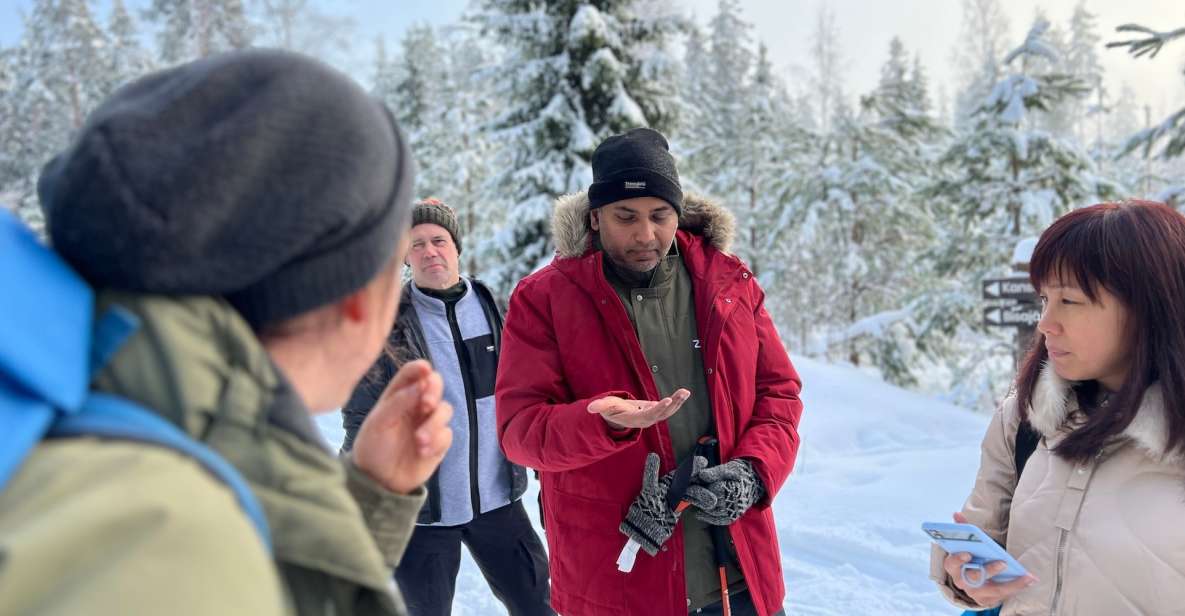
[[495, 193, 803, 616]]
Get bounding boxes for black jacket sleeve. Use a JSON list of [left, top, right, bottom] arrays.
[[340, 350, 396, 452]]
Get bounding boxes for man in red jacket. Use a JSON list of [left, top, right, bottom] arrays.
[[495, 128, 802, 616]]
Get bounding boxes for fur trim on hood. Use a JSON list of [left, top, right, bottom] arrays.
[[550, 192, 736, 259], [1028, 362, 1183, 464]]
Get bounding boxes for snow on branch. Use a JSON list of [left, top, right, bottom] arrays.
[[1107, 21, 1185, 160], [1004, 18, 1058, 66], [1118, 95, 1185, 159]]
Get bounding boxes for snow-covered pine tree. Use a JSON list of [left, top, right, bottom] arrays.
[[1027, 8, 1076, 140], [951, 0, 1010, 129], [105, 0, 154, 95], [682, 0, 814, 302], [775, 37, 945, 385], [2, 0, 111, 230], [1066, 1, 1104, 147], [371, 37, 399, 109], [374, 24, 500, 277], [807, 4, 844, 135], [735, 44, 812, 279], [682, 2, 754, 248], [1106, 20, 1185, 204], [909, 53, 932, 116], [145, 0, 252, 64], [432, 27, 500, 277], [0, 47, 18, 210], [389, 25, 447, 147], [923, 16, 1119, 406], [1098, 81, 1150, 195], [471, 0, 684, 298], [253, 0, 355, 65]]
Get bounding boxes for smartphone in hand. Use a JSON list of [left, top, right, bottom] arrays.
[[923, 521, 1028, 587]]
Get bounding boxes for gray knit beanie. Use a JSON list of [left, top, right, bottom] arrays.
[[38, 48, 414, 328], [412, 198, 462, 255]]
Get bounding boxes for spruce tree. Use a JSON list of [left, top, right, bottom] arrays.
[[776, 37, 944, 385], [923, 17, 1119, 405], [145, 0, 252, 63], [2, 0, 110, 230], [373, 25, 499, 277], [1107, 21, 1185, 161], [106, 0, 154, 94], [471, 0, 684, 297]]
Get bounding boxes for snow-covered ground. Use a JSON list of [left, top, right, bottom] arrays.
[[316, 355, 990, 614]]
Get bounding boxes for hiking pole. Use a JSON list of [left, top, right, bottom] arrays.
[[696, 436, 732, 616]]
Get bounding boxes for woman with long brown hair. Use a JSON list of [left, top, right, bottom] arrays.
[[931, 200, 1185, 615]]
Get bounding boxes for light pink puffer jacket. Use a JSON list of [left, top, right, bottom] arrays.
[[931, 365, 1185, 615]]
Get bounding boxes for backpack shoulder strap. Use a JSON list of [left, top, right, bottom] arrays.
[[0, 208, 93, 490], [1014, 419, 1040, 479], [49, 392, 272, 551], [0, 209, 270, 550]]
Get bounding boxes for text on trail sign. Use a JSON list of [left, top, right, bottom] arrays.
[[984, 304, 1041, 328], [982, 278, 1036, 301]]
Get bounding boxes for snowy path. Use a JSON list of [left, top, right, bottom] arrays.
[[315, 356, 989, 614]]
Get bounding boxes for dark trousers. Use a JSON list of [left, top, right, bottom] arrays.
[[691, 589, 785, 616], [395, 499, 553, 616]]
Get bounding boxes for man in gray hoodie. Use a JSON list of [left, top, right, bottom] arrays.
[[342, 199, 552, 616]]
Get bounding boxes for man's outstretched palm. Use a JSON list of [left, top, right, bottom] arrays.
[[588, 389, 690, 429]]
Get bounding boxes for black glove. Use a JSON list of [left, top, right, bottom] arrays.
[[618, 453, 706, 555], [683, 457, 765, 526]]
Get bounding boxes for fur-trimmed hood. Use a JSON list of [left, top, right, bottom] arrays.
[[1028, 362, 1182, 463], [550, 191, 736, 259]]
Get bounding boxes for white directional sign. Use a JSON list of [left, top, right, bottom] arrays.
[[982, 277, 1036, 301], [984, 303, 1041, 328]]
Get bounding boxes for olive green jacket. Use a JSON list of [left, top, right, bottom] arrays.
[[0, 292, 425, 615]]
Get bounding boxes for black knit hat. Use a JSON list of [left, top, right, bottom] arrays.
[[588, 127, 682, 215], [412, 198, 462, 255], [38, 49, 414, 328]]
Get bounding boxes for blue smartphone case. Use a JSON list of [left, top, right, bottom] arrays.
[[923, 522, 1028, 585]]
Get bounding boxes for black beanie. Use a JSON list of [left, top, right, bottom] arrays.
[[588, 127, 682, 214], [38, 49, 414, 328]]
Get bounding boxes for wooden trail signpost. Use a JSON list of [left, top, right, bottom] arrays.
[[983, 239, 1040, 364]]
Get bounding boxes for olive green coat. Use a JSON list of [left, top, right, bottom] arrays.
[[0, 293, 425, 615]]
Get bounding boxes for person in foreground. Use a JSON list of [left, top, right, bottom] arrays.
[[495, 127, 803, 616], [342, 199, 552, 616], [931, 200, 1185, 615], [0, 49, 452, 615]]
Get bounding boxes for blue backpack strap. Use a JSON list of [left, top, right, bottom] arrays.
[[65, 307, 272, 551], [0, 208, 271, 551], [50, 392, 272, 552], [0, 208, 92, 489]]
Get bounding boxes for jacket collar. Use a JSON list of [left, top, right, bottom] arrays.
[[409, 276, 472, 315], [551, 191, 736, 259], [1029, 362, 1183, 464]]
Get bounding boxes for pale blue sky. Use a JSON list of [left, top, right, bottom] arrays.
[[2, 0, 1182, 112]]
